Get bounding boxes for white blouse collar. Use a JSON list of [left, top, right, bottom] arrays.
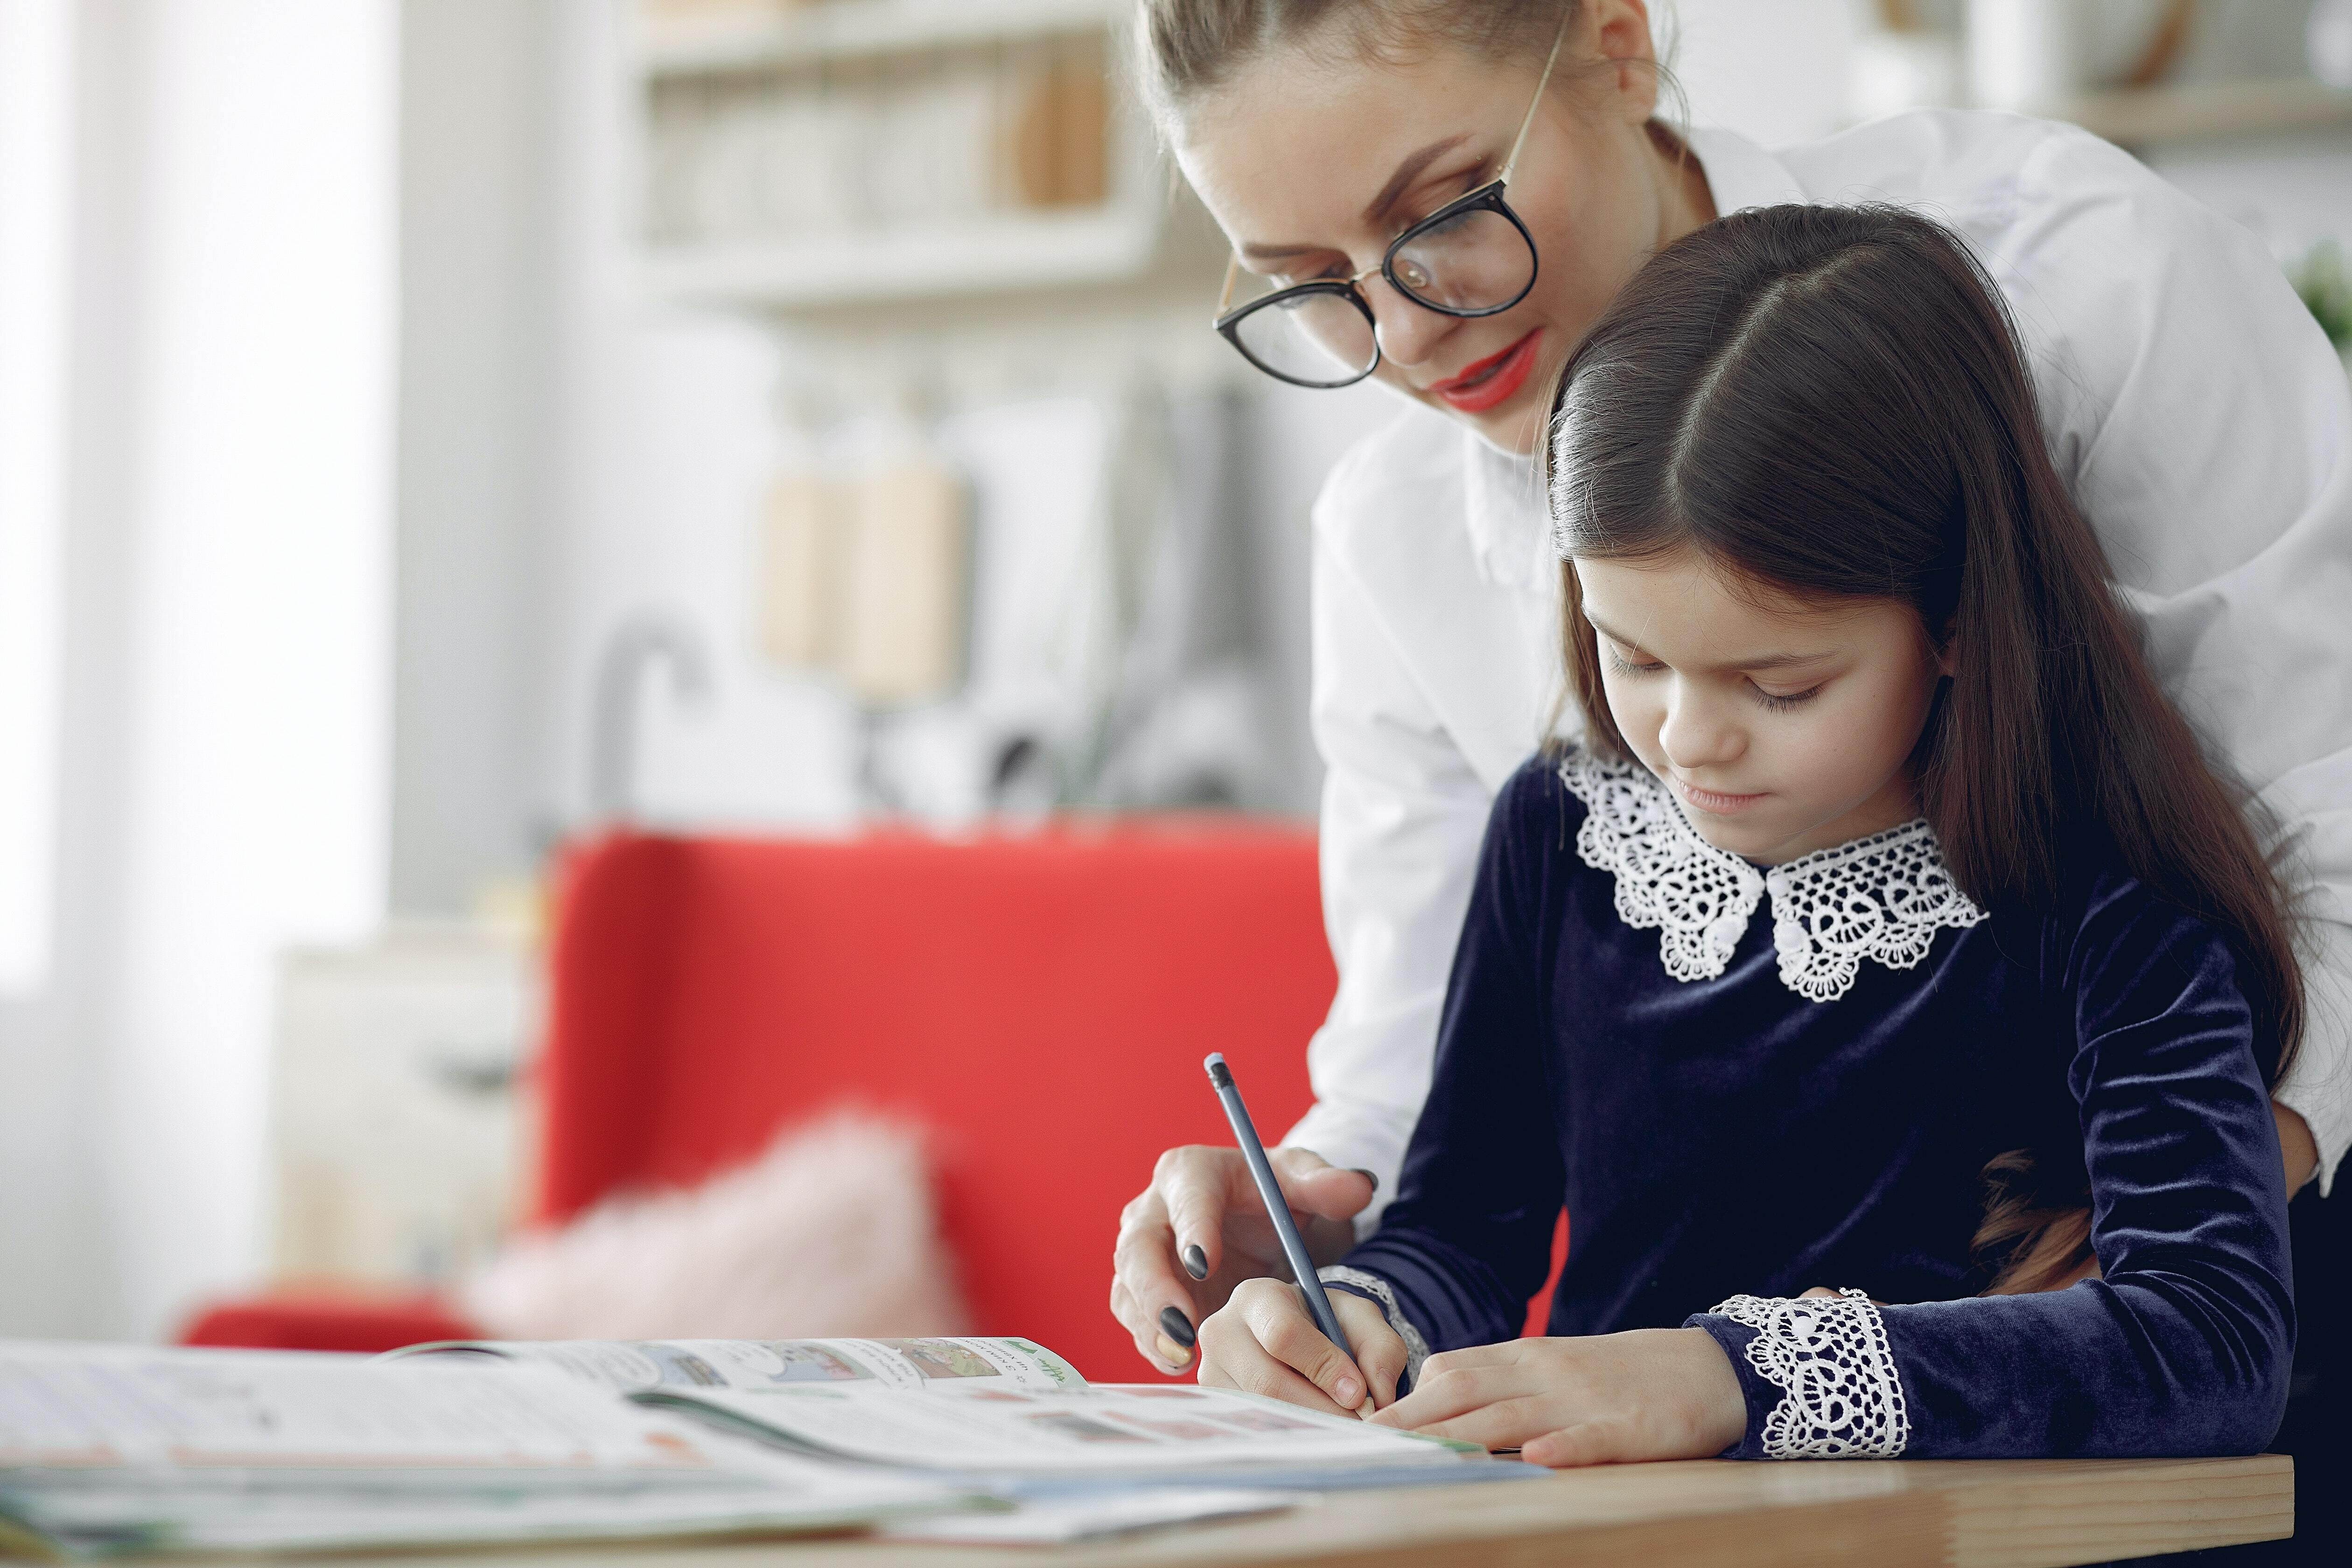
[[1557, 750, 1987, 1002]]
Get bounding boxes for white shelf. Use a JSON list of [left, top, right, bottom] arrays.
[[2045, 77, 2352, 148], [641, 0, 1128, 77], [640, 200, 1167, 308]]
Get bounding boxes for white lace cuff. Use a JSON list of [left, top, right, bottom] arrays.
[[1319, 1266, 1431, 1386], [1708, 1289, 1910, 1459]]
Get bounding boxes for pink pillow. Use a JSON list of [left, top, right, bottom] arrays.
[[463, 1111, 970, 1341]]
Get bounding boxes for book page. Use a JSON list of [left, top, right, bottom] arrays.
[[392, 1336, 1082, 1396], [0, 1342, 735, 1473], [640, 1381, 1479, 1474]]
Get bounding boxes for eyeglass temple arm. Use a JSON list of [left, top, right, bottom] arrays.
[[1499, 11, 1572, 185], [1217, 253, 1241, 318]]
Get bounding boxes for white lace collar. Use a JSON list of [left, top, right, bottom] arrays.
[[1557, 750, 1986, 1002]]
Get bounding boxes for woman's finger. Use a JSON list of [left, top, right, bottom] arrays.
[[1267, 1146, 1379, 1226], [1107, 1277, 1187, 1375], [1154, 1145, 1244, 1283], [1111, 1176, 1206, 1368]]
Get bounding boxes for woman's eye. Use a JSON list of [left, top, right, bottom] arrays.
[[1606, 651, 1663, 677], [1752, 683, 1824, 712]]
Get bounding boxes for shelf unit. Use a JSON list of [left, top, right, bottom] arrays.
[[2044, 77, 2352, 150], [639, 0, 1130, 78], [630, 0, 1173, 313]]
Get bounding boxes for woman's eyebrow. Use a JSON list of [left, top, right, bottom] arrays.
[[1237, 134, 1473, 263], [1362, 134, 1471, 226]]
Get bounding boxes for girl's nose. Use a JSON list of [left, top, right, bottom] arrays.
[[1363, 274, 1451, 368], [1657, 684, 1744, 772]]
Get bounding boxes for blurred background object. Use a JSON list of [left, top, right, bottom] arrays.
[[268, 921, 539, 1290], [0, 0, 2346, 1355]]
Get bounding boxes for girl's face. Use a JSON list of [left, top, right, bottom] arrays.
[[1575, 550, 1947, 865], [1171, 1, 1710, 456]]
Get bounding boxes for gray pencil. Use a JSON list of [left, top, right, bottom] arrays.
[[1203, 1052, 1359, 1369]]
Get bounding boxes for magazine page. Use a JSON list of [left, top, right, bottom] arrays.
[[390, 1335, 1085, 1396], [0, 1341, 719, 1473], [638, 1379, 1482, 1474], [0, 1343, 972, 1557]]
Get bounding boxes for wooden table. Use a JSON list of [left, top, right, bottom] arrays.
[[363, 1455, 2293, 1568]]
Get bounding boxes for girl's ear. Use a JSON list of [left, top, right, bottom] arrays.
[[1935, 617, 1959, 677]]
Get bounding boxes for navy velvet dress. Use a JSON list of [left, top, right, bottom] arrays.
[[1324, 749, 2294, 1460]]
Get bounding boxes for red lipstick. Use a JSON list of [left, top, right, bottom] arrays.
[[1428, 329, 1542, 413]]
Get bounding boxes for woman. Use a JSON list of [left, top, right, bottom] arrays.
[[1109, 0, 2349, 1375]]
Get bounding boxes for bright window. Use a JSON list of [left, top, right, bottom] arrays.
[[0, 0, 73, 994]]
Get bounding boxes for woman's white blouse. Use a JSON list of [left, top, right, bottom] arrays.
[[1284, 110, 2352, 1216]]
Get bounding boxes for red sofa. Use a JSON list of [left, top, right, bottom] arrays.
[[185, 820, 1341, 1377]]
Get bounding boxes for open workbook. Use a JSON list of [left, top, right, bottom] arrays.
[[0, 1336, 1490, 1559], [388, 1334, 1482, 1476]]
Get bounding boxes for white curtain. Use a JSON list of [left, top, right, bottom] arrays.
[[0, 0, 396, 1341]]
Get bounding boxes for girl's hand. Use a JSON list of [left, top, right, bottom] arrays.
[[1195, 1278, 1407, 1419], [1370, 1329, 1746, 1466]]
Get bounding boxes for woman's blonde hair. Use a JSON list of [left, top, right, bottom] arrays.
[[1134, 0, 1586, 119]]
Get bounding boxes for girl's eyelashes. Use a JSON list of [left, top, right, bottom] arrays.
[[1603, 646, 1825, 709], [1752, 682, 1825, 712]]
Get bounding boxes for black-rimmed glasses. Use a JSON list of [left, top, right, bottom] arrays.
[[1211, 16, 1568, 389]]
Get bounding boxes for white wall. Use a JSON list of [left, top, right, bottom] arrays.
[[1662, 0, 1857, 147], [0, 0, 398, 1341], [389, 0, 555, 915]]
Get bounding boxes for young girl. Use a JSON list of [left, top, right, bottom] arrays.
[[1192, 204, 2301, 1464]]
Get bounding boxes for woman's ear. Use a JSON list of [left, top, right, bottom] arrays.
[[1935, 618, 1960, 677], [1589, 0, 1661, 120]]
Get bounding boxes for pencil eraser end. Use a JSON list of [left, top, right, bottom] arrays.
[[1204, 1053, 1232, 1088]]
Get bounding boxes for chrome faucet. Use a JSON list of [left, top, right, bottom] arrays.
[[588, 614, 713, 824]]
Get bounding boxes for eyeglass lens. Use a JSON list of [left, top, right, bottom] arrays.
[[1226, 200, 1535, 387], [1388, 203, 1533, 315], [1228, 290, 1377, 388]]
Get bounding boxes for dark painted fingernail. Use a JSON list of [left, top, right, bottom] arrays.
[[1183, 1245, 1208, 1280], [1158, 1304, 1197, 1349], [1351, 1169, 1379, 1193]]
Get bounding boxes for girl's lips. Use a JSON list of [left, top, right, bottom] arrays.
[[1429, 329, 1542, 413], [1674, 777, 1768, 815]]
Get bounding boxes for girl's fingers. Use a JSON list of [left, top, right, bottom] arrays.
[[1406, 1392, 1560, 1452], [1330, 1295, 1406, 1407], [1372, 1359, 1526, 1429], [1237, 1282, 1369, 1410], [1521, 1420, 1632, 1469], [1196, 1291, 1360, 1420]]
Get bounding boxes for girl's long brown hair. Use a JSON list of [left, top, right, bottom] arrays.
[[1546, 204, 2303, 1291]]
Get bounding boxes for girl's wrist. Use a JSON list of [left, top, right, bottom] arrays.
[[1672, 1327, 1749, 1456]]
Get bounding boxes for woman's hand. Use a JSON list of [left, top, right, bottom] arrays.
[[1195, 1278, 1407, 1419], [1109, 1146, 1375, 1372], [1370, 1330, 1746, 1467]]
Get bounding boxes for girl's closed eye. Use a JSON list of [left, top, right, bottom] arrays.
[[1605, 647, 1663, 676], [1751, 681, 1824, 712]]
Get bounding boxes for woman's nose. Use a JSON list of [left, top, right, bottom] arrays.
[[1657, 684, 1744, 771], [1363, 274, 1451, 368]]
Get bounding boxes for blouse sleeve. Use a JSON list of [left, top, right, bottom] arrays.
[[1325, 761, 1570, 1363], [1687, 876, 2296, 1459]]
